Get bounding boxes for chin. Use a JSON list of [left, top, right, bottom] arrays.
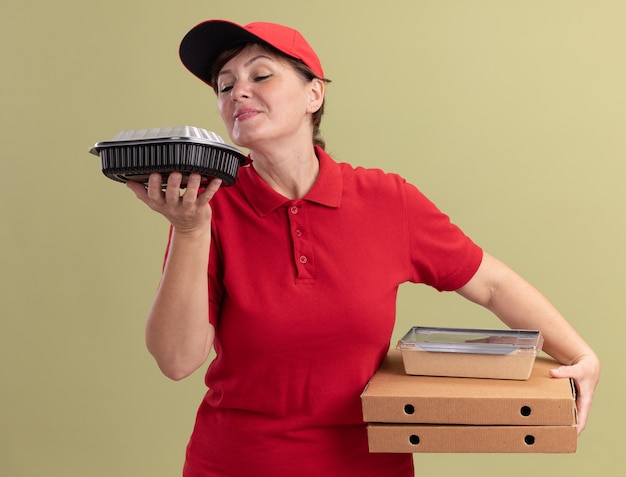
[[230, 132, 261, 150]]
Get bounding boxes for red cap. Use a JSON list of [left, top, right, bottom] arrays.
[[179, 20, 324, 87]]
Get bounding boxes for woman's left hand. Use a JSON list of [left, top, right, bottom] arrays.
[[550, 353, 600, 435]]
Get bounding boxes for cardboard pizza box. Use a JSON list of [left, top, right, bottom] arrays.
[[366, 423, 577, 453], [361, 350, 576, 426]]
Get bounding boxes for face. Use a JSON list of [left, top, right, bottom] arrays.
[[216, 44, 324, 150]]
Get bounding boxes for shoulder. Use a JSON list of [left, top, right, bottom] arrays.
[[325, 152, 446, 218], [325, 152, 408, 194], [334, 159, 430, 208]]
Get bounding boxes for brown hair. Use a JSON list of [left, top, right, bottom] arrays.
[[210, 43, 331, 149]]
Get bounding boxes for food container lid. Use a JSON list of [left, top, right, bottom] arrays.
[[89, 125, 246, 163], [397, 326, 543, 355]]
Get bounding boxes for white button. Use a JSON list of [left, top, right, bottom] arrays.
[[290, 206, 299, 214], [299, 255, 308, 264]]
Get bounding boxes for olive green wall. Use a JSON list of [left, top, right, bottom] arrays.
[[2, 1, 623, 475]]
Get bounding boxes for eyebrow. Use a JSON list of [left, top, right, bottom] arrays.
[[217, 54, 275, 79]]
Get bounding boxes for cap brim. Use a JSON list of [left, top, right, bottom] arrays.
[[179, 20, 261, 87]]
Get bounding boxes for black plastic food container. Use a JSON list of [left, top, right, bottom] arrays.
[[89, 126, 247, 187]]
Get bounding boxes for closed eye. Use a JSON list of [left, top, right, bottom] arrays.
[[219, 75, 270, 93]]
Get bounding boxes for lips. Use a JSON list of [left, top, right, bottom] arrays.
[[234, 108, 260, 121]]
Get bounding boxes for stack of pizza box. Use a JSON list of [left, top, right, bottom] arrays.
[[361, 328, 577, 453]]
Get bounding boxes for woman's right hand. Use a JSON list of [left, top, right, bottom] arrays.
[[126, 172, 222, 233]]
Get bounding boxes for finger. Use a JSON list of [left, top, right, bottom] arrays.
[[198, 177, 223, 202], [549, 366, 569, 379], [550, 366, 590, 435], [165, 172, 183, 202], [147, 173, 164, 202], [575, 391, 592, 435], [181, 173, 202, 205]]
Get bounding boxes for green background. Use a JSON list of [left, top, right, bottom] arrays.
[[2, 1, 623, 475]]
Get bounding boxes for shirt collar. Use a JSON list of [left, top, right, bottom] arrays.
[[238, 146, 343, 217]]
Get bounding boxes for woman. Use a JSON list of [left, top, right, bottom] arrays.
[[127, 20, 600, 477]]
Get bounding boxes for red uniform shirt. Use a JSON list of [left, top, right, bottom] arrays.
[[181, 147, 483, 476]]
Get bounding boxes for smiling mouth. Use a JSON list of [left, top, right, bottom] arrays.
[[234, 110, 260, 121]]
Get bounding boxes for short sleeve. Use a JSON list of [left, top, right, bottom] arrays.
[[403, 182, 483, 291]]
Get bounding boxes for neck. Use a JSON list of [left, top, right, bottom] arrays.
[[249, 144, 319, 200]]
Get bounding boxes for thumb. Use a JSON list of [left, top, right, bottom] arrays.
[[549, 366, 571, 379]]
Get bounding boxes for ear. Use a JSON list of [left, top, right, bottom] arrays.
[[307, 78, 325, 114]]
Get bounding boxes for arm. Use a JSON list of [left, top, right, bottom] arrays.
[[127, 172, 221, 381], [456, 252, 600, 434]]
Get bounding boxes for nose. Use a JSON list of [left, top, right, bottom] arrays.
[[230, 80, 251, 101]]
